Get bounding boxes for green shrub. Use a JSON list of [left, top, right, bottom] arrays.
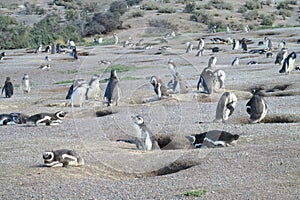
[[141, 3, 159, 10], [184, 2, 196, 13], [260, 14, 275, 26], [131, 10, 144, 17], [110, 1, 128, 15], [245, 0, 261, 10], [276, 2, 292, 10], [277, 9, 292, 18], [126, 0, 143, 6], [158, 7, 176, 13], [191, 11, 213, 24], [208, 0, 233, 10], [243, 10, 259, 21]]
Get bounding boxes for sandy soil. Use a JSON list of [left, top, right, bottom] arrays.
[[0, 26, 299, 199]]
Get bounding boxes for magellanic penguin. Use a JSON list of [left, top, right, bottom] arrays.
[[214, 69, 226, 89], [197, 69, 215, 94], [232, 39, 239, 50], [264, 37, 273, 51], [0, 114, 16, 125], [66, 79, 85, 100], [113, 33, 119, 45], [186, 42, 193, 53], [246, 91, 268, 123], [241, 38, 247, 52], [43, 149, 84, 167], [186, 130, 239, 148], [196, 38, 205, 56], [21, 74, 30, 93], [215, 92, 237, 122], [35, 45, 42, 54], [279, 51, 297, 74], [2, 77, 13, 98], [131, 115, 157, 151], [86, 74, 101, 100], [275, 48, 288, 65], [0, 113, 29, 125], [167, 59, 177, 89], [26, 111, 67, 126], [226, 24, 231, 34], [0, 52, 6, 60], [171, 72, 188, 94], [104, 69, 121, 106], [150, 75, 169, 99], [71, 81, 89, 107], [231, 57, 239, 66]]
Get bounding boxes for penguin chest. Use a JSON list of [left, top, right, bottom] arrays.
[[71, 87, 86, 106]]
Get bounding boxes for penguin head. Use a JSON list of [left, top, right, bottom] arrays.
[[131, 115, 144, 125], [55, 111, 67, 119], [110, 70, 117, 78], [150, 76, 158, 87], [91, 74, 100, 81], [43, 151, 54, 162], [23, 74, 29, 79]]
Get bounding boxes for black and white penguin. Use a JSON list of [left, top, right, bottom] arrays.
[[0, 114, 15, 125], [167, 59, 177, 88], [275, 48, 288, 65], [71, 80, 89, 107], [197, 69, 215, 94], [214, 69, 226, 89], [246, 92, 268, 123], [21, 74, 30, 94], [241, 38, 247, 52], [212, 47, 219, 53], [104, 69, 121, 106], [45, 45, 52, 53], [226, 24, 231, 34], [131, 115, 157, 151], [113, 33, 119, 45], [279, 51, 297, 74], [86, 74, 101, 100], [278, 40, 286, 49], [231, 57, 239, 66], [0, 52, 6, 60], [186, 130, 239, 148], [232, 39, 239, 50], [2, 77, 13, 98], [247, 61, 258, 65], [197, 38, 205, 51], [215, 92, 237, 122], [26, 111, 67, 126], [186, 42, 193, 53], [71, 48, 79, 60], [150, 75, 169, 99], [42, 149, 84, 167], [34, 45, 42, 54], [171, 72, 188, 94], [208, 56, 217, 67], [66, 79, 85, 100], [9, 112, 29, 124], [264, 37, 273, 51]]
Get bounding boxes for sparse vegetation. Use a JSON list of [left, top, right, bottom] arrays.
[[260, 14, 275, 26], [158, 7, 176, 13], [181, 189, 207, 197], [141, 3, 160, 10], [131, 10, 144, 17]]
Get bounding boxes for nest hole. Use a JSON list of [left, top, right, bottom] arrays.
[[261, 115, 300, 123]]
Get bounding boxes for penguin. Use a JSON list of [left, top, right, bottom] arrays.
[[215, 92, 237, 122], [275, 48, 288, 65], [71, 81, 89, 107], [45, 56, 51, 61], [9, 112, 28, 124], [39, 64, 51, 70], [71, 48, 79, 60], [241, 38, 247, 52], [208, 56, 217, 67], [226, 24, 231, 34], [86, 74, 101, 100], [213, 69, 226, 89], [232, 39, 239, 50], [150, 75, 169, 99], [66, 79, 85, 99], [131, 115, 157, 151], [45, 45, 51, 53], [2, 77, 13, 98], [0, 114, 16, 125], [26, 111, 67, 126], [197, 69, 215, 94], [247, 61, 258, 65], [231, 57, 239, 66], [113, 33, 119, 45], [197, 38, 205, 51], [21, 74, 30, 94], [243, 24, 250, 33], [42, 149, 84, 167], [34, 45, 42, 54], [167, 59, 177, 88], [104, 69, 121, 106], [279, 52, 297, 74], [171, 72, 188, 94], [264, 37, 273, 51], [266, 52, 273, 58], [0, 52, 6, 60], [186, 130, 239, 148], [278, 40, 286, 49], [186, 42, 193, 53], [212, 47, 219, 53], [246, 92, 268, 123], [56, 43, 61, 53]]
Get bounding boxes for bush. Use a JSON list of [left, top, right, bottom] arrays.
[[276, 2, 292, 10], [131, 10, 144, 17], [158, 7, 176, 13], [277, 9, 292, 18], [126, 0, 143, 6], [260, 14, 275, 26], [243, 10, 259, 21], [109, 1, 128, 15], [208, 0, 233, 10], [148, 19, 178, 31], [245, 0, 261, 10], [191, 11, 213, 24], [184, 2, 196, 13], [141, 3, 160, 10]]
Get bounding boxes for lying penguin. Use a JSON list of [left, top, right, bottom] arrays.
[[0, 113, 28, 125], [186, 130, 239, 148], [26, 111, 67, 126], [42, 149, 84, 167]]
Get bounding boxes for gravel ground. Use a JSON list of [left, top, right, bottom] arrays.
[[0, 27, 300, 199]]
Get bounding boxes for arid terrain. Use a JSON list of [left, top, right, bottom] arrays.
[[0, 1, 300, 199]]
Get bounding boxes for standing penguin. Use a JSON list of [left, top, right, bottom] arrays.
[[186, 42, 193, 53], [2, 77, 13, 98], [21, 74, 30, 94], [279, 52, 297, 74], [196, 38, 205, 56], [113, 33, 119, 45], [246, 91, 268, 123], [241, 38, 247, 52], [35, 45, 42, 54], [171, 72, 188, 94], [71, 81, 89, 107], [231, 57, 239, 66], [215, 92, 237, 122], [264, 37, 273, 51], [66, 79, 85, 100], [86, 74, 101, 100], [197, 69, 215, 94], [275, 48, 288, 65], [42, 149, 84, 167], [232, 39, 239, 50], [104, 69, 120, 106], [150, 75, 169, 99], [131, 115, 157, 151], [167, 59, 177, 88]]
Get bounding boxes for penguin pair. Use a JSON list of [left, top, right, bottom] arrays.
[[279, 52, 297, 74], [2, 77, 13, 98], [150, 75, 169, 99], [215, 92, 237, 122], [43, 149, 84, 167], [246, 90, 268, 123], [0, 113, 29, 125], [104, 70, 120, 106], [186, 130, 239, 148], [26, 111, 67, 126]]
